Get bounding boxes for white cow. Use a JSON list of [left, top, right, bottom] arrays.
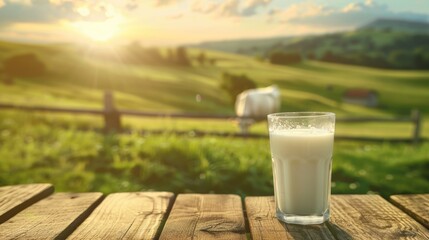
[[235, 85, 281, 133]]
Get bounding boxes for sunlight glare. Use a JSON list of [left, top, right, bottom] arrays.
[[73, 17, 123, 42]]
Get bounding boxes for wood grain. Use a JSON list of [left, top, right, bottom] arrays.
[[390, 194, 429, 229], [0, 192, 103, 239], [328, 195, 429, 240], [68, 192, 174, 240], [245, 196, 335, 240], [159, 194, 246, 240], [0, 183, 54, 224]]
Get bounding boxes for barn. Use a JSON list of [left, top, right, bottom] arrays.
[[343, 88, 379, 107]]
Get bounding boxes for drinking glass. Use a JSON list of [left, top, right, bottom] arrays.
[[267, 112, 335, 225]]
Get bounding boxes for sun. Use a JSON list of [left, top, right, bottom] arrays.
[[73, 18, 122, 42]]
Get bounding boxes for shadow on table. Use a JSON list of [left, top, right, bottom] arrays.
[[326, 222, 353, 240], [280, 221, 352, 239]]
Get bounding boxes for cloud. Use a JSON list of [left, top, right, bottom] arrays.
[[0, 0, 72, 25], [126, 0, 138, 11], [0, 0, 126, 26], [7, 0, 32, 6], [242, 0, 271, 16], [190, 0, 217, 14], [270, 1, 429, 28], [191, 0, 271, 17], [153, 0, 180, 7], [269, 2, 330, 22], [217, 0, 240, 17], [191, 0, 239, 17]]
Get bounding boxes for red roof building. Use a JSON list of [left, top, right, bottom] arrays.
[[343, 88, 379, 107]]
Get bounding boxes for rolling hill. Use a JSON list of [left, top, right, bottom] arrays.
[[1, 40, 428, 118], [1, 40, 428, 196], [190, 35, 297, 57], [360, 18, 429, 34], [192, 19, 429, 70]]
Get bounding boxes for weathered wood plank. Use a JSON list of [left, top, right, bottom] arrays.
[[159, 194, 246, 240], [245, 196, 335, 240], [328, 195, 429, 239], [0, 183, 54, 224], [68, 192, 174, 239], [390, 194, 429, 229], [0, 192, 103, 239]]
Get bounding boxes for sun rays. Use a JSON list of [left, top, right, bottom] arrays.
[[72, 17, 123, 42]]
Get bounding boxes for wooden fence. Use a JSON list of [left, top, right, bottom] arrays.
[[0, 91, 423, 143]]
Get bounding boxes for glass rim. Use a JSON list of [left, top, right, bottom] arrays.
[[267, 112, 335, 119]]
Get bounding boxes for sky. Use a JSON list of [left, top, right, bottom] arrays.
[[0, 0, 428, 46]]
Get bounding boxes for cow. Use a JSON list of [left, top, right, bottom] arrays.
[[235, 85, 281, 133]]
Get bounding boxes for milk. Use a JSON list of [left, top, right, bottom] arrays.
[[270, 129, 334, 215]]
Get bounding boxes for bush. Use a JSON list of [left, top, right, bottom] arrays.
[[269, 51, 301, 65], [388, 50, 414, 69], [196, 52, 206, 65], [3, 53, 46, 78], [220, 72, 257, 103], [123, 43, 164, 65], [175, 47, 191, 66]]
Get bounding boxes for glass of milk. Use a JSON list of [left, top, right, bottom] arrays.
[[267, 112, 335, 225]]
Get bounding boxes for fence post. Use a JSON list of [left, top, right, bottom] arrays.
[[411, 109, 421, 144], [103, 91, 121, 132]]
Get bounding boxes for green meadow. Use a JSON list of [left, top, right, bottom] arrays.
[[0, 41, 428, 197]]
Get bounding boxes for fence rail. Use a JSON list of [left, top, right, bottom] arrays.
[[0, 91, 423, 143]]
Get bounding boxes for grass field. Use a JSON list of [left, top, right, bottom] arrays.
[[1, 110, 428, 197], [0, 41, 428, 196]]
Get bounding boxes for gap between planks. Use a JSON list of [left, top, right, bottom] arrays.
[[0, 183, 54, 224]]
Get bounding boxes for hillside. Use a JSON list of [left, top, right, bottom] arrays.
[[360, 18, 429, 34], [190, 35, 298, 56], [193, 19, 429, 69], [1, 40, 428, 196], [278, 30, 429, 69], [1, 40, 429, 119]]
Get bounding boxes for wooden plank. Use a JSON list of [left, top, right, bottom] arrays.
[[159, 194, 246, 240], [0, 183, 54, 223], [390, 194, 429, 229], [68, 192, 174, 239], [329, 195, 429, 239], [0, 192, 103, 239], [245, 197, 335, 240]]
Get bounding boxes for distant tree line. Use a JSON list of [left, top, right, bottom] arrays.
[[318, 48, 429, 69], [271, 32, 429, 70], [123, 43, 216, 67], [123, 43, 190, 66]]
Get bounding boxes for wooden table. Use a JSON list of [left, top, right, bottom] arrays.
[[0, 184, 428, 239]]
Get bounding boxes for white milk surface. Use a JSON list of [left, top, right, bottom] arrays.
[[270, 129, 334, 215]]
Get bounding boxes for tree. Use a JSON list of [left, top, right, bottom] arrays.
[[175, 47, 190, 66], [197, 52, 206, 65], [220, 72, 257, 103], [209, 58, 217, 65], [166, 48, 176, 64], [3, 53, 46, 78], [307, 52, 316, 60], [269, 51, 301, 65], [388, 50, 414, 69], [414, 49, 429, 69], [321, 50, 336, 62], [123, 43, 165, 65]]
